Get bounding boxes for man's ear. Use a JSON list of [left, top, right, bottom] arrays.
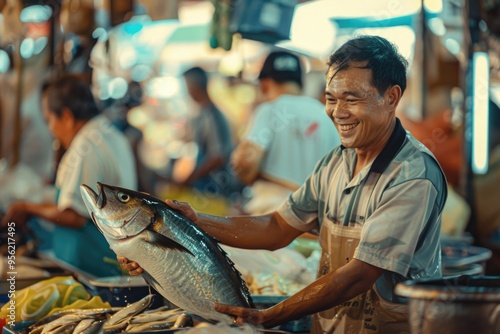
[[385, 85, 403, 110]]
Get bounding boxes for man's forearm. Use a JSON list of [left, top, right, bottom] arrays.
[[25, 203, 87, 228], [186, 156, 225, 184], [196, 212, 301, 250], [263, 259, 384, 328]]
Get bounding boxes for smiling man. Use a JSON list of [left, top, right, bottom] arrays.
[[120, 36, 448, 334]]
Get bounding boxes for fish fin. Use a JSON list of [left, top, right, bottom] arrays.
[[143, 230, 194, 256], [141, 270, 161, 290]]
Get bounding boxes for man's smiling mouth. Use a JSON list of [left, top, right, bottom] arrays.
[[339, 123, 359, 131]]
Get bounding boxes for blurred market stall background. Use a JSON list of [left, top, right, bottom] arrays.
[[0, 0, 499, 276]]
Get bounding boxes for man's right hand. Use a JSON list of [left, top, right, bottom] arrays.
[[165, 199, 199, 223], [118, 256, 143, 276]]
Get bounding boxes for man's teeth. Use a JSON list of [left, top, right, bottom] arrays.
[[340, 123, 358, 131]]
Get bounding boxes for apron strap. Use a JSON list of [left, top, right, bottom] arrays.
[[369, 117, 407, 175]]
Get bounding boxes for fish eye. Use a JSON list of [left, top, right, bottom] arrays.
[[117, 192, 130, 203]]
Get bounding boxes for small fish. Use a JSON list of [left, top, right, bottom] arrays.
[[39, 314, 93, 334], [129, 308, 184, 324], [80, 183, 254, 322], [72, 319, 96, 334], [48, 323, 77, 334], [171, 313, 194, 329], [103, 294, 154, 332], [30, 308, 118, 328], [81, 320, 104, 334], [125, 320, 175, 332]]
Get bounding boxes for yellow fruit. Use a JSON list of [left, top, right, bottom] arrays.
[[21, 284, 60, 321]]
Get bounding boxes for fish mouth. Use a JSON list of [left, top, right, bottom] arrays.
[[80, 183, 106, 209]]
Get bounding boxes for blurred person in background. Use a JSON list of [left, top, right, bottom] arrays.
[[121, 36, 448, 333], [102, 80, 157, 195], [170, 66, 242, 200], [231, 50, 340, 215], [1, 74, 137, 277]]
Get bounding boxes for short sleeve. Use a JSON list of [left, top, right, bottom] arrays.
[[245, 104, 274, 150], [354, 179, 442, 276], [277, 153, 333, 232], [57, 144, 105, 218]]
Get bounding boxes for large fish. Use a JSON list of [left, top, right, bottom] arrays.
[[80, 183, 254, 322]]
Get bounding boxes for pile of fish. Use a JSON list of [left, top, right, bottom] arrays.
[[23, 294, 193, 334], [80, 183, 254, 322]]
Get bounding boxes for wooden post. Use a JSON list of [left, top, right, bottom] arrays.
[[8, 39, 23, 170], [1, 0, 24, 170]]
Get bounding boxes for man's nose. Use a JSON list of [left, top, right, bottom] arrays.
[[330, 102, 348, 118]]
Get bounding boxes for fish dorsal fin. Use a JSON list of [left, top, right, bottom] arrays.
[[208, 236, 255, 309], [143, 220, 194, 256]]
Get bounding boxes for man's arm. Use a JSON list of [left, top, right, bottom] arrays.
[[1, 202, 87, 228], [216, 258, 385, 328], [166, 199, 301, 250], [183, 154, 226, 185], [230, 140, 265, 185], [197, 213, 302, 251]]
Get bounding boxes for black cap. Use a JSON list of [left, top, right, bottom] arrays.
[[258, 51, 303, 88]]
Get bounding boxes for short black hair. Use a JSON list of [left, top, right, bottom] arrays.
[[327, 35, 408, 95], [258, 50, 303, 88], [183, 66, 208, 91], [43, 74, 100, 120]]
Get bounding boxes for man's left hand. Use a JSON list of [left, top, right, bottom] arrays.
[[214, 302, 268, 327], [1, 202, 29, 229]]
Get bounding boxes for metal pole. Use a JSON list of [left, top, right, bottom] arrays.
[[420, 0, 427, 119], [463, 0, 482, 238]]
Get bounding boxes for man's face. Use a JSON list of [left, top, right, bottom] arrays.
[[257, 78, 272, 102], [324, 61, 394, 151], [184, 77, 200, 104], [42, 93, 70, 149]]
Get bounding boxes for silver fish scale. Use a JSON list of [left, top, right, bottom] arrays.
[[110, 207, 253, 322]]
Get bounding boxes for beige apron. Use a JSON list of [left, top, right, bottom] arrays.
[[310, 172, 411, 333], [310, 218, 409, 334]]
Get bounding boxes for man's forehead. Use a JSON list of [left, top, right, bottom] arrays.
[[327, 61, 371, 78], [325, 69, 377, 97]]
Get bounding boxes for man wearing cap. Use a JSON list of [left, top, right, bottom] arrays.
[[231, 50, 340, 214]]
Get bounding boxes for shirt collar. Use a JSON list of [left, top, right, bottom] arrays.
[[340, 117, 407, 175]]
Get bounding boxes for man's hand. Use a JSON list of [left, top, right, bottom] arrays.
[[1, 202, 29, 229], [230, 140, 264, 185], [214, 302, 269, 327], [117, 256, 143, 276], [165, 199, 199, 223]]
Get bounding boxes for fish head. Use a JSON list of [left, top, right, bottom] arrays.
[[80, 182, 159, 240]]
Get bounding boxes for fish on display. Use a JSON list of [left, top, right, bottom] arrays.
[[80, 183, 254, 322], [103, 294, 155, 332]]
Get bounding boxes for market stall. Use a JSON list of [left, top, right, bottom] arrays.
[[1, 0, 500, 333]]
